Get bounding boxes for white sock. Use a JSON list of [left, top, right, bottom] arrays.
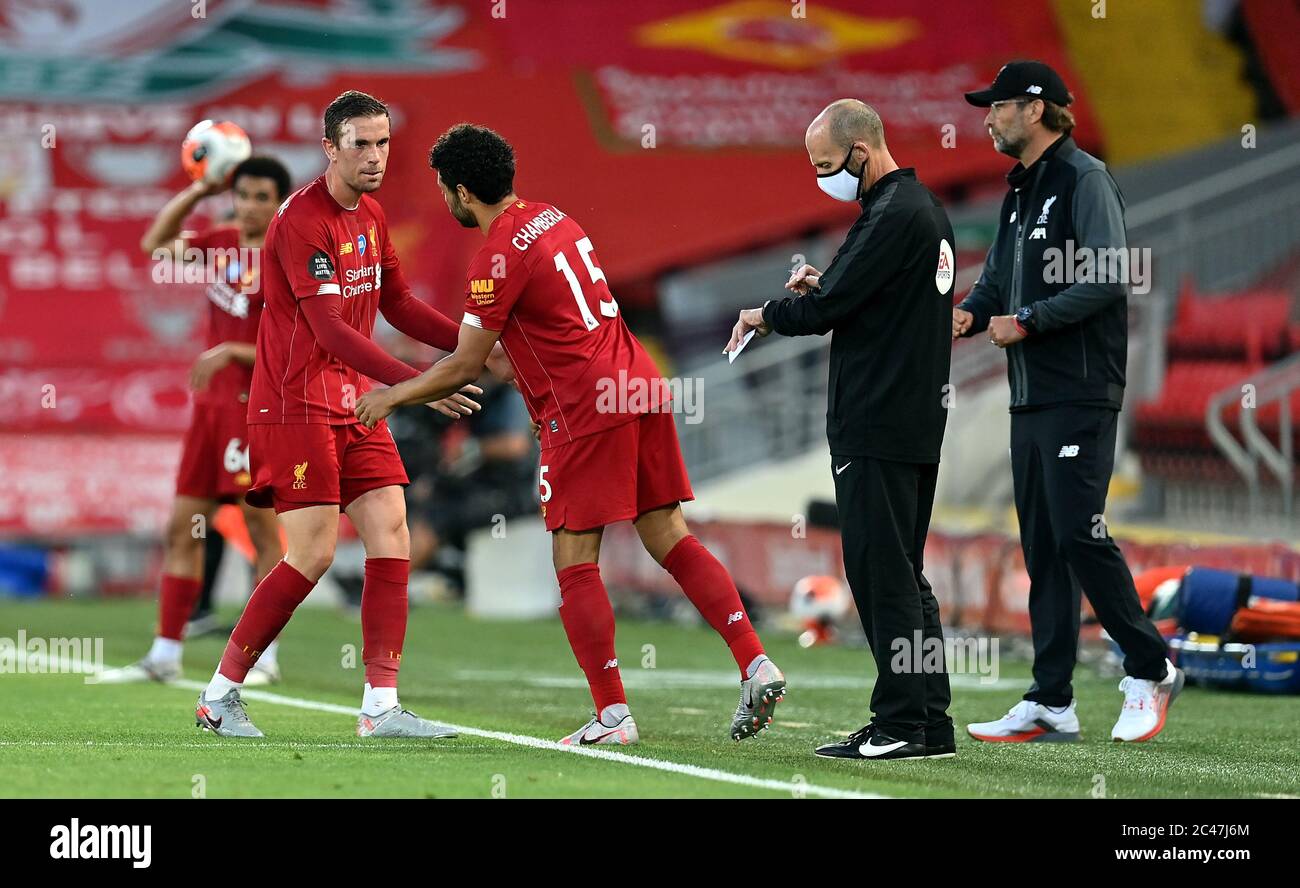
[[361, 683, 398, 716], [599, 703, 631, 725], [204, 670, 240, 702], [148, 637, 182, 664], [257, 640, 279, 668]]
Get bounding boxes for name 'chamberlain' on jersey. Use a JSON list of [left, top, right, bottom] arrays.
[[462, 200, 667, 450]]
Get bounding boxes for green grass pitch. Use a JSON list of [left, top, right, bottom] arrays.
[[1, 599, 1297, 798]]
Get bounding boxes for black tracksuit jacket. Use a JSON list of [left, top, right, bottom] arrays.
[[957, 134, 1129, 411], [762, 168, 954, 463]]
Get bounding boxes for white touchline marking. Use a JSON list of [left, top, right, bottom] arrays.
[[190, 680, 891, 800], [25, 654, 893, 800], [452, 668, 1018, 691], [0, 741, 424, 750]]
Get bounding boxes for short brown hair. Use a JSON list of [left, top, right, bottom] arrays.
[[1040, 95, 1076, 135], [323, 90, 389, 146]]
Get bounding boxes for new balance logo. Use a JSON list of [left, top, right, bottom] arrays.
[[603, 658, 619, 669], [1058, 445, 1080, 458], [726, 611, 744, 626]]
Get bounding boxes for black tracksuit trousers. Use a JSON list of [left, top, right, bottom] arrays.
[[832, 455, 952, 747], [1011, 406, 1168, 706]]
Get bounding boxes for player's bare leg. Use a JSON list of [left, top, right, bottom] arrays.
[[551, 527, 638, 745], [635, 504, 785, 741], [345, 485, 455, 738], [197, 505, 336, 737], [97, 496, 217, 684], [240, 502, 286, 686]]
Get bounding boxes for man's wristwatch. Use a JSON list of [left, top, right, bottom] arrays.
[[1014, 305, 1035, 337]]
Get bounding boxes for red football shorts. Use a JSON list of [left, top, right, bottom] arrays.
[[539, 410, 694, 532], [245, 420, 408, 513], [175, 402, 253, 502]]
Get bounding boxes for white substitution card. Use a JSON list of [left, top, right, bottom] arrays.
[[727, 329, 756, 364]]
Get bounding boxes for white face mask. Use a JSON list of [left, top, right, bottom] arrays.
[[816, 147, 862, 202]]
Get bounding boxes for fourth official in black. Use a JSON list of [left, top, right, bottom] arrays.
[[729, 99, 956, 762]]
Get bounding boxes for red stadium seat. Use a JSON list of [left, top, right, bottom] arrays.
[[1167, 287, 1295, 362], [1134, 360, 1263, 451]]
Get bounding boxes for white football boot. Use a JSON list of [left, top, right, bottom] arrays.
[[1111, 658, 1184, 742], [730, 655, 786, 741], [559, 704, 639, 746], [966, 699, 1081, 743], [357, 707, 457, 739], [93, 657, 181, 684]]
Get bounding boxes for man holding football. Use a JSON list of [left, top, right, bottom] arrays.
[[99, 155, 293, 688], [194, 91, 501, 738], [355, 123, 786, 745]]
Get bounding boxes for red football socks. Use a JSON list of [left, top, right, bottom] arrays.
[[662, 535, 765, 677], [218, 560, 315, 682], [557, 562, 626, 712], [157, 574, 202, 642], [361, 557, 409, 689]]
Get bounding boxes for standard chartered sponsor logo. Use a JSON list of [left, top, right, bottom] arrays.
[[343, 263, 382, 298]]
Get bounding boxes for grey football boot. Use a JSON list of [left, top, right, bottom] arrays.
[[95, 657, 181, 684], [357, 707, 457, 739], [730, 655, 786, 741], [195, 689, 264, 738]]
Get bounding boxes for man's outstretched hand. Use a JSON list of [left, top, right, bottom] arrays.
[[355, 384, 483, 428]]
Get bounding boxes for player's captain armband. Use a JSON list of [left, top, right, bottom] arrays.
[[308, 250, 335, 281]]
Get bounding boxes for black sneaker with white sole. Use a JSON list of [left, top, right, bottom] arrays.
[[814, 724, 931, 761], [924, 738, 957, 759]]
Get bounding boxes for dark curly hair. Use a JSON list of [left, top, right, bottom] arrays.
[[428, 124, 515, 204]]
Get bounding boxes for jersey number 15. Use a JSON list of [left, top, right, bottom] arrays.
[[553, 236, 618, 331]]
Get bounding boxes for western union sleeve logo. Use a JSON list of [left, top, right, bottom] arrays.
[[470, 279, 496, 305]]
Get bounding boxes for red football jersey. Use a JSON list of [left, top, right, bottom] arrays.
[[248, 176, 398, 425], [462, 199, 665, 450], [187, 227, 263, 407]]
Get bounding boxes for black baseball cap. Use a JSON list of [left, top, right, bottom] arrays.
[[964, 60, 1072, 107]]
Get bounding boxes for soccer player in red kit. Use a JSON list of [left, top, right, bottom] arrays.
[[195, 92, 501, 738], [356, 124, 786, 745], [98, 156, 292, 688]]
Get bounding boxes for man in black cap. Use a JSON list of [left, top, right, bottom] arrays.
[[953, 61, 1184, 744]]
